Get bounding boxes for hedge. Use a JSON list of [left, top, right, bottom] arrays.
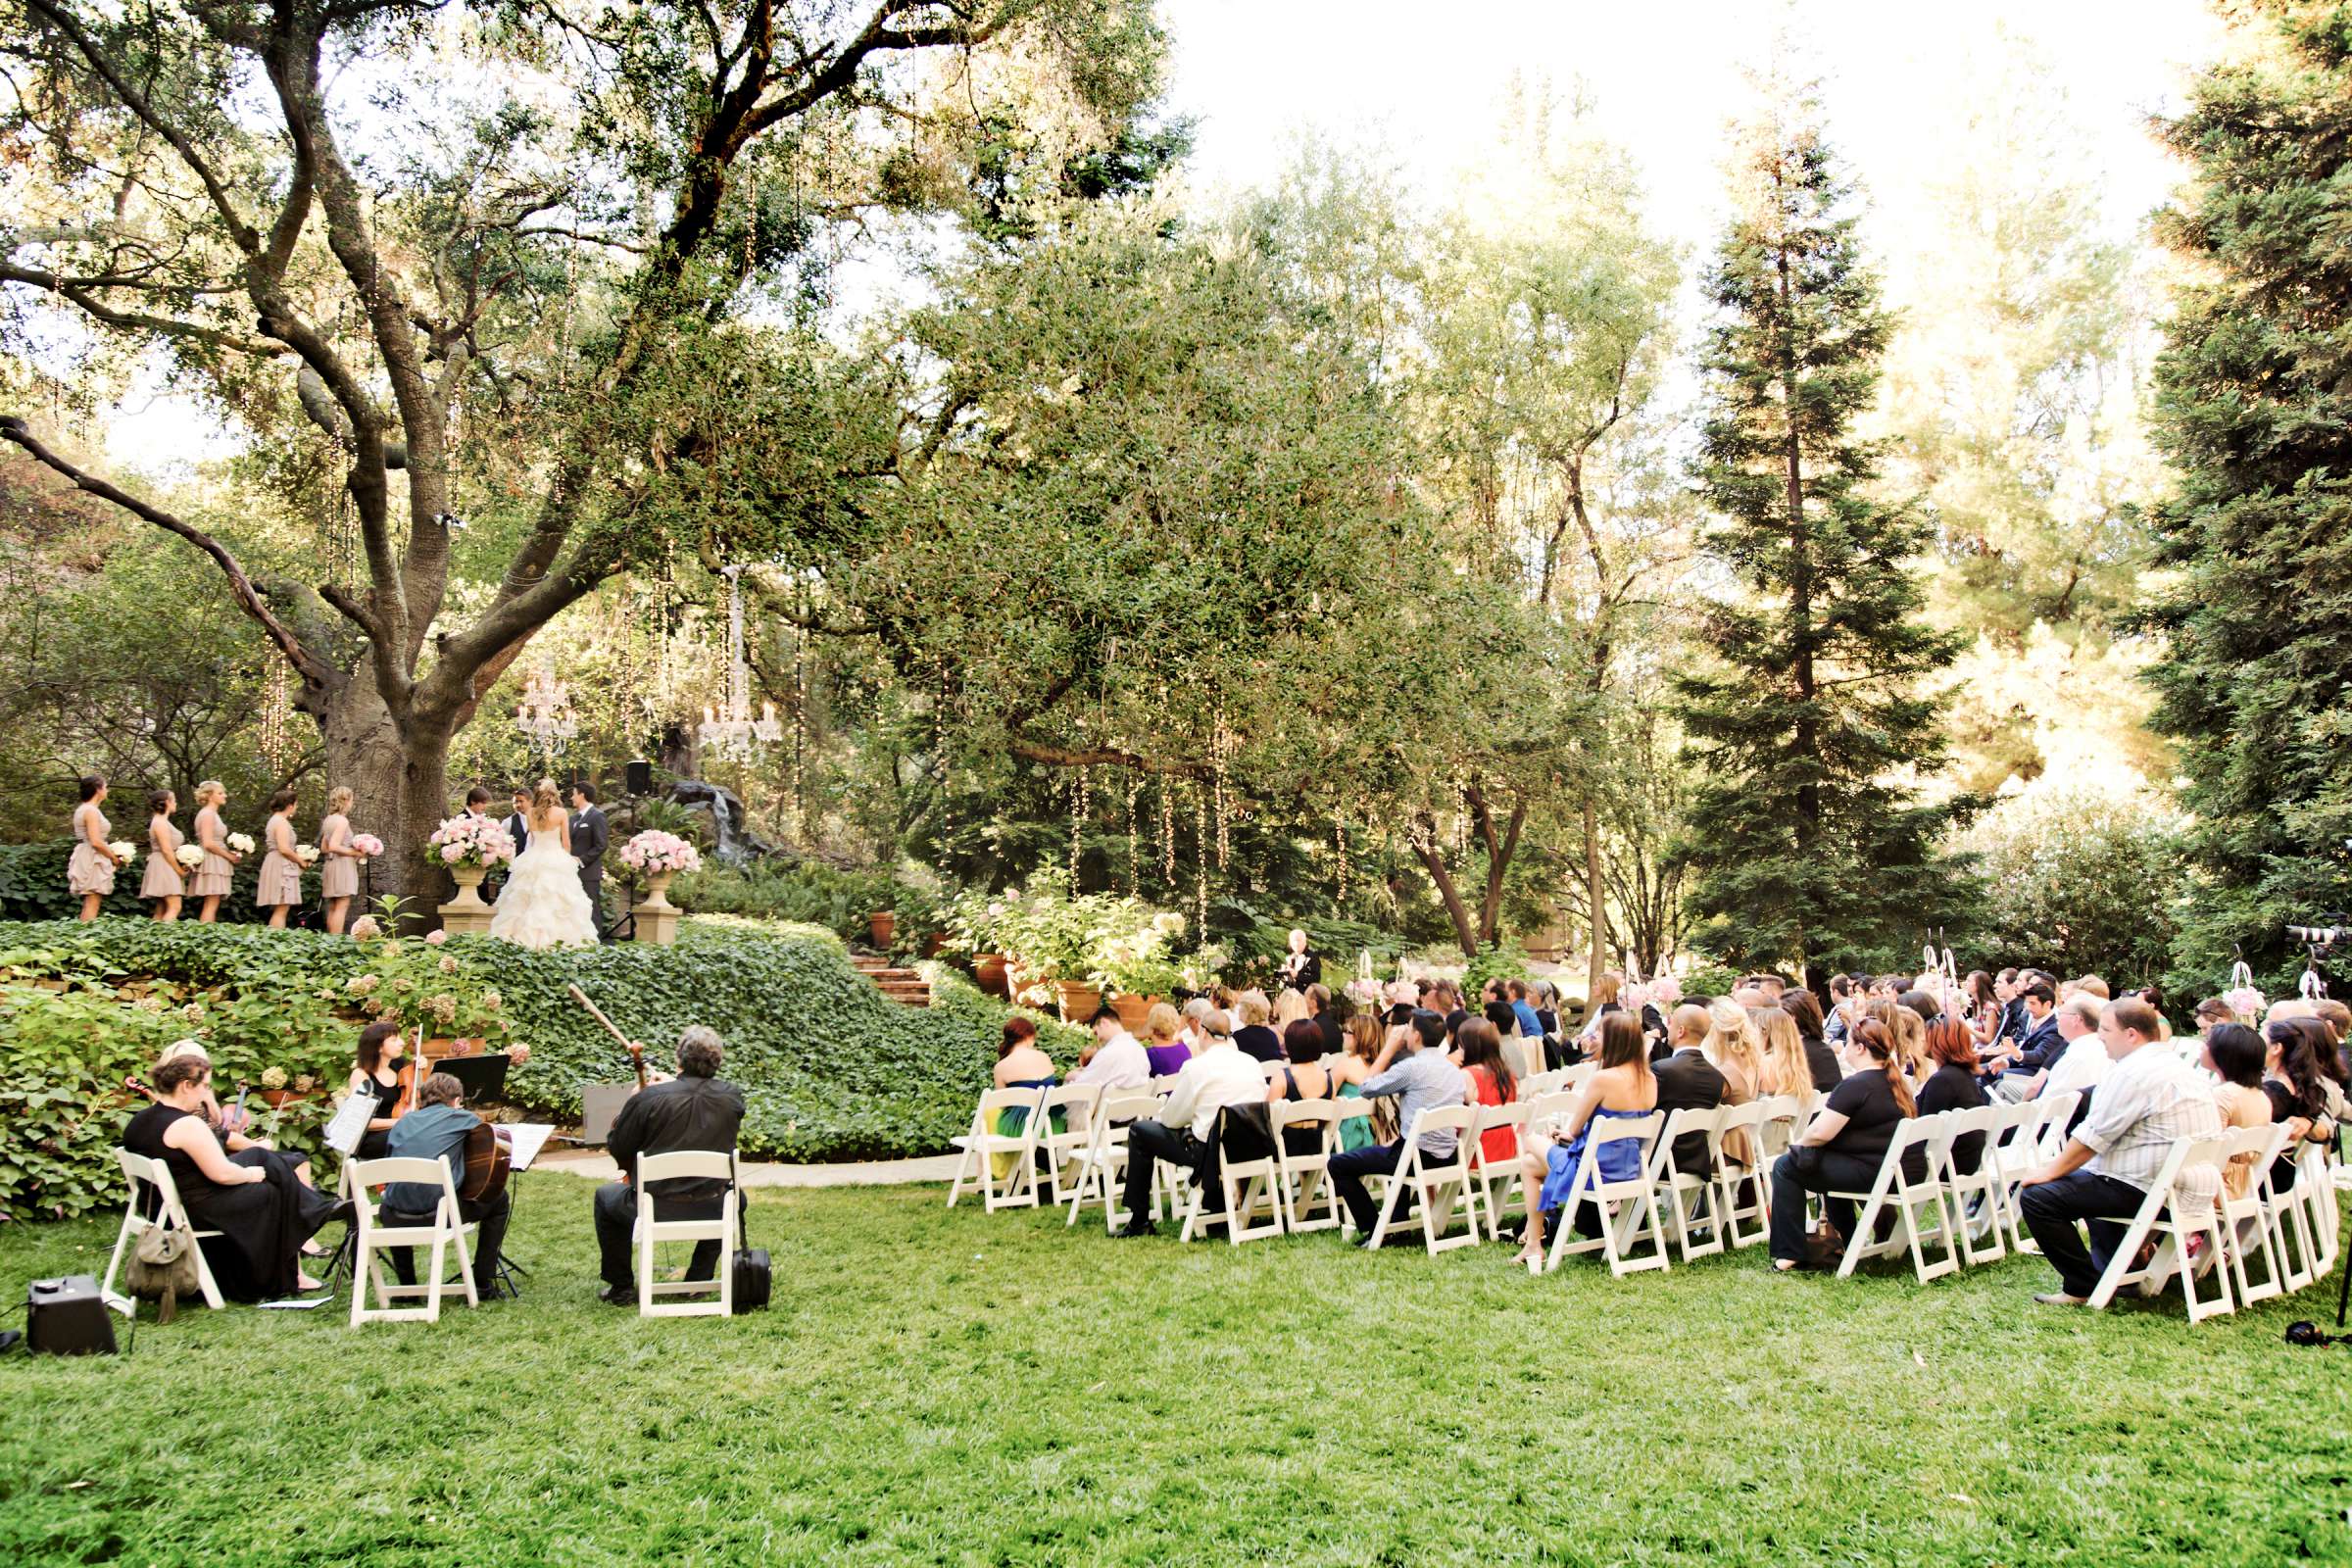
[[0, 915, 1086, 1221]]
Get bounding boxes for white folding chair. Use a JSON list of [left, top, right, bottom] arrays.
[[634, 1151, 739, 1318], [1522, 1070, 1569, 1099], [1466, 1101, 1531, 1242], [2221, 1122, 2295, 1307], [1063, 1087, 1160, 1233], [1938, 1103, 2011, 1267], [1036, 1083, 1102, 1206], [100, 1149, 226, 1317], [1365, 1108, 1485, 1255], [1543, 1111, 1669, 1277], [2082, 1132, 2235, 1322], [1655, 1106, 1728, 1263], [1829, 1114, 1964, 1284], [1150, 1073, 1185, 1095], [1177, 1108, 1285, 1245], [2271, 1141, 2328, 1293], [1753, 1094, 1806, 1173], [1712, 1102, 1771, 1250], [2004, 1090, 2083, 1253], [1272, 1100, 1345, 1234], [946, 1086, 1050, 1211], [2297, 1142, 2339, 1277], [347, 1154, 479, 1325]]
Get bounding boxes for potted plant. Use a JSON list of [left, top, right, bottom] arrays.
[[426, 813, 517, 919], [943, 889, 1013, 997], [868, 908, 896, 948], [618, 830, 702, 906], [1089, 910, 1189, 1031]]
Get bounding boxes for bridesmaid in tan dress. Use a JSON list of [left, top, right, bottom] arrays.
[[255, 787, 304, 929], [69, 774, 124, 921], [140, 789, 186, 921], [318, 786, 362, 935], [188, 779, 241, 923]]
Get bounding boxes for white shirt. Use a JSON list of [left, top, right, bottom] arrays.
[[1068, 1031, 1149, 1093], [2075, 1041, 2222, 1200], [1158, 1042, 1267, 1142], [2035, 1035, 2112, 1154]]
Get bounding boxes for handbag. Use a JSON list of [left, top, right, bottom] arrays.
[[730, 1200, 770, 1315], [124, 1225, 200, 1324]]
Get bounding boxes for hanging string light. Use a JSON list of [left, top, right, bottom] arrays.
[[700, 564, 780, 761], [1069, 764, 1089, 886], [257, 661, 296, 774], [1192, 784, 1208, 941], [1211, 710, 1232, 871], [1159, 773, 1175, 884], [1125, 775, 1141, 896], [1336, 815, 1349, 907]]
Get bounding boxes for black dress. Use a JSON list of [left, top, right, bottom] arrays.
[[353, 1069, 405, 1160], [123, 1103, 338, 1301]]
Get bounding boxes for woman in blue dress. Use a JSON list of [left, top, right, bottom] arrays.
[[1511, 1011, 1658, 1270]]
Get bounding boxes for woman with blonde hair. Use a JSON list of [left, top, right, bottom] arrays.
[[187, 779, 241, 923], [1272, 989, 1312, 1031], [1755, 1006, 1817, 1102], [1577, 970, 1625, 1047], [1232, 990, 1282, 1063], [318, 785, 363, 936], [1142, 1002, 1192, 1078], [1703, 1001, 1764, 1105]]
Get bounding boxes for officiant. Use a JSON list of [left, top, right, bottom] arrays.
[[1279, 928, 1321, 994]]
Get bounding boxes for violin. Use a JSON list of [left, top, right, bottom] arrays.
[[393, 1023, 426, 1119], [125, 1074, 251, 1144]]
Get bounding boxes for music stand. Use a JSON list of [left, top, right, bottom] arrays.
[[434, 1053, 510, 1104]]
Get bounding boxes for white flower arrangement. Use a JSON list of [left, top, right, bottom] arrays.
[[618, 830, 702, 876], [173, 844, 207, 870], [108, 839, 136, 862], [293, 843, 321, 866], [225, 832, 257, 856], [427, 813, 516, 870]]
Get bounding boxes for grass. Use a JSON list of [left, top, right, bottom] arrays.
[[1, 1177, 2346, 1567]]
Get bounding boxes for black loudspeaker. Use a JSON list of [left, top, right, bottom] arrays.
[[625, 760, 653, 796], [27, 1275, 116, 1355]]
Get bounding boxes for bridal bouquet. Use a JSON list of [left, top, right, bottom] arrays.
[[226, 832, 256, 856], [428, 813, 516, 869], [350, 833, 384, 859], [108, 839, 136, 862], [618, 829, 701, 876], [173, 844, 207, 870], [293, 843, 321, 867]]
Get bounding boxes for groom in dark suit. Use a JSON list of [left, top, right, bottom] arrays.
[[570, 783, 609, 939], [493, 786, 533, 904]]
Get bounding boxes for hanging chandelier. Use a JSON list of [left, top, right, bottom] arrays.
[[513, 658, 578, 758], [700, 564, 780, 761]]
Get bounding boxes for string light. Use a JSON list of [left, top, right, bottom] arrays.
[[1159, 774, 1175, 884], [1070, 764, 1089, 887], [258, 662, 296, 774], [1193, 784, 1208, 941], [1125, 776, 1141, 896]]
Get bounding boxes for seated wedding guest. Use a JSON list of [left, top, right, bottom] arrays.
[[1756, 1006, 1818, 1102], [1917, 1018, 1990, 1173], [595, 1026, 746, 1304], [379, 1072, 510, 1298], [1579, 970, 1625, 1047], [1767, 1019, 1919, 1273], [1456, 1018, 1520, 1169], [1480, 998, 1521, 1053], [1823, 974, 1855, 1046], [1268, 1019, 1336, 1157], [988, 1017, 1059, 1181], [1306, 983, 1345, 1057], [2202, 1022, 2274, 1202], [124, 1052, 339, 1299], [2017, 999, 2221, 1305], [1272, 988, 1313, 1034], [1897, 989, 1942, 1026], [1884, 1003, 1930, 1084], [1384, 980, 1418, 1029], [2264, 1017, 2336, 1191], [2024, 998, 2110, 1136], [1512, 1012, 1656, 1268], [2075, 975, 2111, 1001], [1070, 1004, 1150, 1093], [1990, 981, 2062, 1097], [1508, 980, 1544, 1044], [1655, 1004, 1727, 1180], [1779, 989, 1841, 1091], [347, 1020, 411, 1159], [1233, 992, 1285, 1064], [1118, 1010, 1265, 1238], [1330, 1013, 1386, 1152], [2192, 995, 2238, 1036], [1146, 1003, 1195, 1077], [1329, 1013, 1467, 1243]]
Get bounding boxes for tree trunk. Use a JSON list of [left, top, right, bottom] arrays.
[[1411, 830, 1482, 957], [1583, 795, 1610, 994], [308, 679, 451, 924]]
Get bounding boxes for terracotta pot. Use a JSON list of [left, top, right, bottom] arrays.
[[423, 1036, 487, 1060], [973, 953, 1010, 999], [1055, 980, 1102, 1023], [869, 909, 896, 948], [1112, 992, 1161, 1033], [922, 932, 948, 960]]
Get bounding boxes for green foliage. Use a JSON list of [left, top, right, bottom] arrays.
[[2140, 2, 2352, 992], [1673, 97, 1979, 976], [1952, 790, 2186, 987], [0, 914, 1087, 1215], [0, 839, 303, 923], [668, 858, 929, 950], [1459, 940, 1536, 999], [1677, 962, 1743, 1000]]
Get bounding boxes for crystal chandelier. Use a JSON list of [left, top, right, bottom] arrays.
[[700, 564, 780, 761], [513, 658, 578, 758]]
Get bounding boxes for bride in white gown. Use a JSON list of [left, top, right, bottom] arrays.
[[487, 780, 599, 950]]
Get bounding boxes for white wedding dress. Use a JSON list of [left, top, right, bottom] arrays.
[[487, 808, 598, 950]]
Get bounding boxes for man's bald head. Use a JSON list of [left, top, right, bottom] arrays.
[[1669, 1004, 1712, 1051]]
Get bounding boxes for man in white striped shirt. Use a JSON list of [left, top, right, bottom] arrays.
[[2017, 998, 2222, 1305]]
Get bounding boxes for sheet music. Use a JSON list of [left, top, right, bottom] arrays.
[[503, 1122, 556, 1172], [322, 1090, 375, 1155]]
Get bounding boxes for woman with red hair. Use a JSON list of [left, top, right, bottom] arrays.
[[1917, 1017, 1991, 1173]]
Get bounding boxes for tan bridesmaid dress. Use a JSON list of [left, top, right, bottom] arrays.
[[319, 812, 360, 900], [190, 805, 233, 898], [67, 801, 116, 897], [141, 816, 185, 900], [256, 814, 302, 907]]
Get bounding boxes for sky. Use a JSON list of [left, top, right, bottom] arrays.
[[99, 0, 2232, 467]]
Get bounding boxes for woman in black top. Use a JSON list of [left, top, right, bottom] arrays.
[[1232, 992, 1284, 1064], [1916, 1018, 1990, 1173], [1768, 1019, 1918, 1270], [1267, 1020, 1334, 1157], [1779, 989, 1842, 1093], [346, 1019, 411, 1159], [122, 1054, 340, 1300], [2264, 1018, 2336, 1191]]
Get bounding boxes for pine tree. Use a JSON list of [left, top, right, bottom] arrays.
[[2141, 1, 2352, 995], [1673, 89, 1972, 977]]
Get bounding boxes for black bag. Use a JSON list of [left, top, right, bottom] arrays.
[[730, 1200, 770, 1315]]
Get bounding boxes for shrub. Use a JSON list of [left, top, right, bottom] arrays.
[[668, 858, 918, 948], [1952, 788, 2187, 989], [0, 914, 1091, 1217]]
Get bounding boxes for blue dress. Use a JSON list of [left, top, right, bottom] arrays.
[[1538, 1104, 1652, 1211], [989, 1075, 1059, 1180]]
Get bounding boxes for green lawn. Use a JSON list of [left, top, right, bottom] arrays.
[[1, 1177, 2344, 1566]]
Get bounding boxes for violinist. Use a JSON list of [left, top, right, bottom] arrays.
[[379, 1072, 510, 1299], [347, 1021, 411, 1159]]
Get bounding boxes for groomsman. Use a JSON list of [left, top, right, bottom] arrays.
[[571, 783, 609, 939], [495, 786, 533, 905]]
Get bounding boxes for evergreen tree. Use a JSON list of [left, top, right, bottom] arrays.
[[1673, 90, 1972, 977], [2140, 1, 2352, 995]]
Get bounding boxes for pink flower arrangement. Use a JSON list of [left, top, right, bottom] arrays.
[[618, 830, 701, 876], [424, 929, 447, 946], [427, 813, 515, 870], [351, 833, 384, 859]]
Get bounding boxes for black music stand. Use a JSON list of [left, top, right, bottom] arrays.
[[434, 1052, 511, 1104]]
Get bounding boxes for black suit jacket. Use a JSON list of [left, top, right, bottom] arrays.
[[1280, 950, 1321, 993], [571, 805, 608, 869], [1803, 1036, 1841, 1094], [609, 1075, 745, 1202], [1653, 1050, 1728, 1178], [503, 811, 531, 855], [2012, 1015, 2062, 1074]]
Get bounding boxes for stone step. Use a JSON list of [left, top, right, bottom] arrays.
[[848, 953, 932, 1007]]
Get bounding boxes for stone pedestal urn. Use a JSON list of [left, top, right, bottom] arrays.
[[634, 872, 680, 946], [439, 865, 493, 937]]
